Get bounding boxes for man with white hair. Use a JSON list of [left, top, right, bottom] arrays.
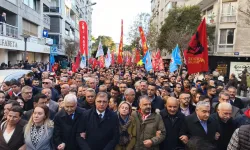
[[210, 102, 236, 150], [180, 101, 220, 145], [124, 88, 138, 108], [54, 94, 85, 150]]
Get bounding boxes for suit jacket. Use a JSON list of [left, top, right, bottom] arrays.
[[25, 126, 54, 150], [231, 97, 244, 109], [53, 107, 85, 150], [0, 119, 27, 150], [178, 104, 196, 116], [49, 100, 59, 112], [151, 96, 165, 111], [76, 108, 119, 150], [160, 109, 185, 150], [22, 109, 56, 121], [180, 113, 219, 143]]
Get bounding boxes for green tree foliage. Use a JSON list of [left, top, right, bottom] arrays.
[[158, 6, 202, 53], [91, 36, 116, 57], [147, 22, 159, 50], [63, 39, 79, 61]]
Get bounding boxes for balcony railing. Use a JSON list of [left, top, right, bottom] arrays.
[[0, 23, 18, 38], [217, 44, 234, 53], [43, 14, 50, 26], [44, 7, 61, 13], [221, 13, 236, 23]]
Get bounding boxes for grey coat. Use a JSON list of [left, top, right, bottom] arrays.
[[25, 126, 54, 150]]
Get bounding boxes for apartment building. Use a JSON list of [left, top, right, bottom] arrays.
[[44, 0, 94, 60], [151, 0, 250, 76], [0, 0, 94, 65], [0, 0, 53, 64], [183, 0, 250, 77]]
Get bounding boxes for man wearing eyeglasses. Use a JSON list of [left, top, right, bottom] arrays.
[[179, 93, 196, 116], [21, 86, 33, 111], [42, 79, 59, 101], [77, 92, 119, 150]]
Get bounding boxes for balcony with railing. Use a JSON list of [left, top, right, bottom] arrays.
[[43, 7, 62, 16], [43, 14, 50, 29], [217, 44, 234, 53], [221, 13, 237, 23], [0, 23, 18, 38]]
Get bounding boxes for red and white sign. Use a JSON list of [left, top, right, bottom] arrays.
[[79, 20, 88, 56]]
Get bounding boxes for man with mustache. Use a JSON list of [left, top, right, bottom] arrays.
[[132, 95, 166, 150]]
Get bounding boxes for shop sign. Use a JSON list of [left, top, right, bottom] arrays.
[[0, 39, 18, 48], [230, 62, 250, 81], [234, 52, 239, 55]]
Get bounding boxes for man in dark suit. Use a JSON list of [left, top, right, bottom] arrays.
[[210, 102, 236, 150], [0, 12, 6, 23], [77, 92, 119, 150], [22, 93, 56, 121], [53, 94, 85, 150], [179, 93, 196, 116], [160, 97, 185, 150], [147, 83, 164, 112], [228, 86, 244, 109], [179, 101, 220, 145]]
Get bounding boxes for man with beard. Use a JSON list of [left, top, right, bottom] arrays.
[[170, 83, 182, 99], [132, 95, 166, 149], [228, 86, 244, 109], [182, 79, 191, 93], [206, 86, 217, 100], [160, 97, 185, 150], [179, 93, 195, 116]]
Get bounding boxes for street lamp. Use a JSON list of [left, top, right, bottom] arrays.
[[21, 34, 31, 61]]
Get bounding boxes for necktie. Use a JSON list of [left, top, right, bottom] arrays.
[[201, 121, 207, 133], [99, 114, 102, 119]]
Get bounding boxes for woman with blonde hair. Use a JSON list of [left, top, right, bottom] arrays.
[[24, 104, 54, 150], [115, 101, 136, 150]]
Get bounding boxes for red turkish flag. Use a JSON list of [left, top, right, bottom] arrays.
[[117, 20, 123, 64], [79, 21, 88, 56]]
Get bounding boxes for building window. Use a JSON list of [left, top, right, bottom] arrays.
[[22, 19, 38, 36], [65, 30, 69, 36], [23, 0, 36, 10], [219, 29, 234, 44], [222, 2, 237, 16], [65, 7, 70, 18]]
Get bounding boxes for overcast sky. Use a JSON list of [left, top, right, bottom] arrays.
[[91, 0, 151, 44]]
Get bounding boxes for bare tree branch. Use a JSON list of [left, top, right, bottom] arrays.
[[63, 39, 79, 61]]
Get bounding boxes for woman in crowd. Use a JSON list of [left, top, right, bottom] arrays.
[[115, 101, 136, 150], [1, 81, 11, 96], [0, 91, 6, 120], [24, 105, 54, 150], [0, 106, 26, 150]]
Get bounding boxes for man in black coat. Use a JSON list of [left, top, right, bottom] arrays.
[[228, 86, 244, 109], [179, 93, 196, 116], [77, 92, 119, 150], [147, 83, 164, 112], [22, 93, 56, 121], [160, 97, 185, 150], [210, 102, 236, 150], [53, 94, 85, 150], [179, 101, 220, 145]]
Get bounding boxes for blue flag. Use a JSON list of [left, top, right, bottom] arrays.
[[172, 44, 182, 65], [49, 54, 55, 71], [142, 51, 152, 71], [169, 58, 178, 73]]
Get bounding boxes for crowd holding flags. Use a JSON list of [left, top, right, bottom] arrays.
[[70, 18, 209, 74]]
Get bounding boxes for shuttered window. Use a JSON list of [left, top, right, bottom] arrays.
[[22, 19, 38, 36]]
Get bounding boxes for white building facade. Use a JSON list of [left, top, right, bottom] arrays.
[[44, 0, 94, 60]]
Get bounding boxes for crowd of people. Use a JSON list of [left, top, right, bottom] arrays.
[[0, 62, 249, 150]]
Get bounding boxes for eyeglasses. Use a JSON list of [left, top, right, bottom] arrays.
[[42, 82, 49, 84]]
